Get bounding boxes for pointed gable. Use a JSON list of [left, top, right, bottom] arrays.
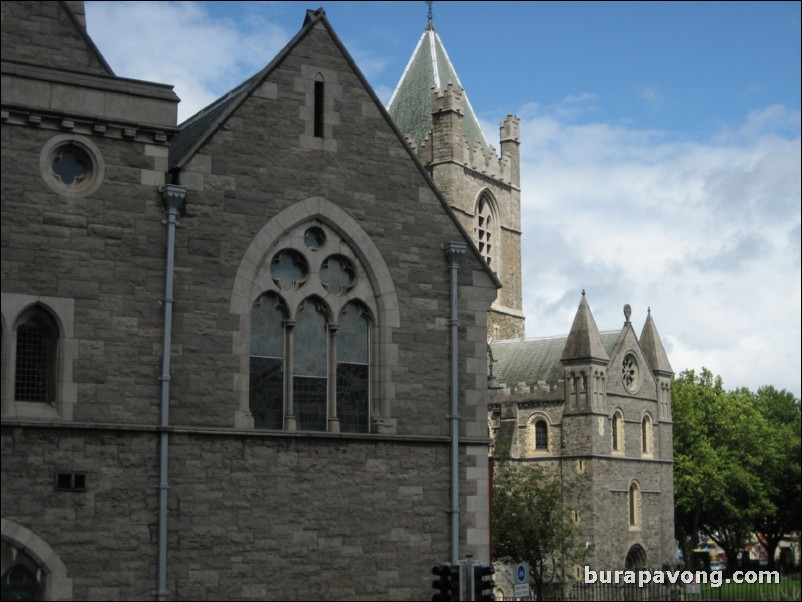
[[561, 293, 610, 363], [640, 309, 673, 375], [1, 1, 113, 75], [386, 23, 492, 155]]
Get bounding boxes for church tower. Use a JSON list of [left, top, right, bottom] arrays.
[[387, 12, 524, 339]]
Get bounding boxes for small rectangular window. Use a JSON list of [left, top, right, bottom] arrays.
[[55, 472, 86, 491], [314, 80, 324, 138]]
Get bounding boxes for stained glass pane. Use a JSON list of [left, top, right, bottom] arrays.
[[320, 256, 355, 296], [535, 421, 548, 449], [270, 250, 308, 291], [337, 303, 368, 364], [250, 296, 284, 358], [294, 376, 326, 431], [15, 318, 55, 402], [295, 301, 327, 377], [53, 146, 90, 185], [304, 226, 326, 250], [337, 364, 369, 433], [249, 357, 283, 429]]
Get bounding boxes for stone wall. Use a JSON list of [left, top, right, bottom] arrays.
[[1, 5, 497, 599]]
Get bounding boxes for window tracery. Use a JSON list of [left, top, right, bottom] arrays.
[[249, 220, 374, 433]]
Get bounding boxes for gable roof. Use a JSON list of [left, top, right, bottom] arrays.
[[167, 8, 500, 290], [0, 1, 114, 76], [491, 332, 619, 389], [386, 22, 493, 155]]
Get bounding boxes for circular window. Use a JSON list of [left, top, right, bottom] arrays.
[[40, 134, 105, 198], [320, 255, 355, 296], [303, 226, 326, 250], [622, 353, 640, 393], [270, 250, 309, 291]]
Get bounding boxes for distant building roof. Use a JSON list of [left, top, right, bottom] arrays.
[[491, 332, 620, 389]]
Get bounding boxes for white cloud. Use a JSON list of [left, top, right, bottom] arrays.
[[83, 4, 801, 397], [86, 1, 291, 121], [517, 101, 801, 397]]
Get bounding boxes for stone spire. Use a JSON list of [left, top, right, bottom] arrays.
[[386, 20, 492, 155], [640, 309, 673, 376], [561, 292, 610, 363]]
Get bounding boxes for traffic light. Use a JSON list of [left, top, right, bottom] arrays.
[[473, 563, 496, 602], [432, 564, 460, 601]]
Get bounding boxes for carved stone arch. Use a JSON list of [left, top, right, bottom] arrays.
[[1, 518, 73, 600], [231, 197, 398, 325], [1, 294, 77, 421], [526, 412, 552, 456], [473, 189, 501, 271], [641, 411, 654, 456], [625, 543, 647, 569], [231, 197, 399, 431], [628, 479, 642, 529], [611, 407, 625, 454]]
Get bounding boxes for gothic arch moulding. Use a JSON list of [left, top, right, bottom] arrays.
[[1, 518, 72, 600], [230, 197, 399, 432], [473, 189, 501, 272]]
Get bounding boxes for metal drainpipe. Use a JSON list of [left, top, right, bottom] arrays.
[[441, 242, 466, 565], [156, 184, 186, 601]]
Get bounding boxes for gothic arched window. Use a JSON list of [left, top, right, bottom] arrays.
[[336, 302, 370, 433], [612, 409, 624, 453], [641, 413, 653, 456], [247, 220, 375, 433], [535, 419, 548, 450], [629, 481, 641, 528], [474, 191, 499, 269], [249, 293, 286, 430], [15, 307, 59, 403], [294, 298, 329, 432]]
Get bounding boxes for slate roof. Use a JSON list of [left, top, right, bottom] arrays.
[[386, 24, 493, 155], [640, 310, 673, 375], [562, 293, 611, 362], [491, 332, 620, 389]]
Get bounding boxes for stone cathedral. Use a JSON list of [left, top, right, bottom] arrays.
[[384, 11, 677, 584], [0, 3, 675, 601], [1, 3, 499, 600]]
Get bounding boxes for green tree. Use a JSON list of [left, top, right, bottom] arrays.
[[492, 459, 584, 600], [673, 369, 800, 573], [753, 386, 802, 569]]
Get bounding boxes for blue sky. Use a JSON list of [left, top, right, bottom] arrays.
[[85, 1, 801, 397]]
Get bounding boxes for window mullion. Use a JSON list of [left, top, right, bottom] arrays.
[[284, 319, 297, 431], [327, 323, 339, 432]]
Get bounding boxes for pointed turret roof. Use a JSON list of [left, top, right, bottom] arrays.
[[639, 309, 673, 375], [386, 22, 493, 155], [561, 293, 611, 363]]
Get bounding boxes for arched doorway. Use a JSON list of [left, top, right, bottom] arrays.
[[1, 520, 71, 601], [625, 544, 647, 570]]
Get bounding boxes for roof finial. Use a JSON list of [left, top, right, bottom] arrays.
[[581, 289, 586, 297], [624, 304, 632, 324], [648, 306, 651, 315], [426, 1, 434, 30]]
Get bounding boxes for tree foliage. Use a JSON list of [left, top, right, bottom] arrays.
[[673, 369, 801, 572], [492, 459, 585, 599]]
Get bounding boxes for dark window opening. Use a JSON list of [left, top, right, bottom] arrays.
[[535, 420, 548, 450], [55, 472, 86, 491], [1, 565, 39, 601], [314, 80, 325, 138]]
